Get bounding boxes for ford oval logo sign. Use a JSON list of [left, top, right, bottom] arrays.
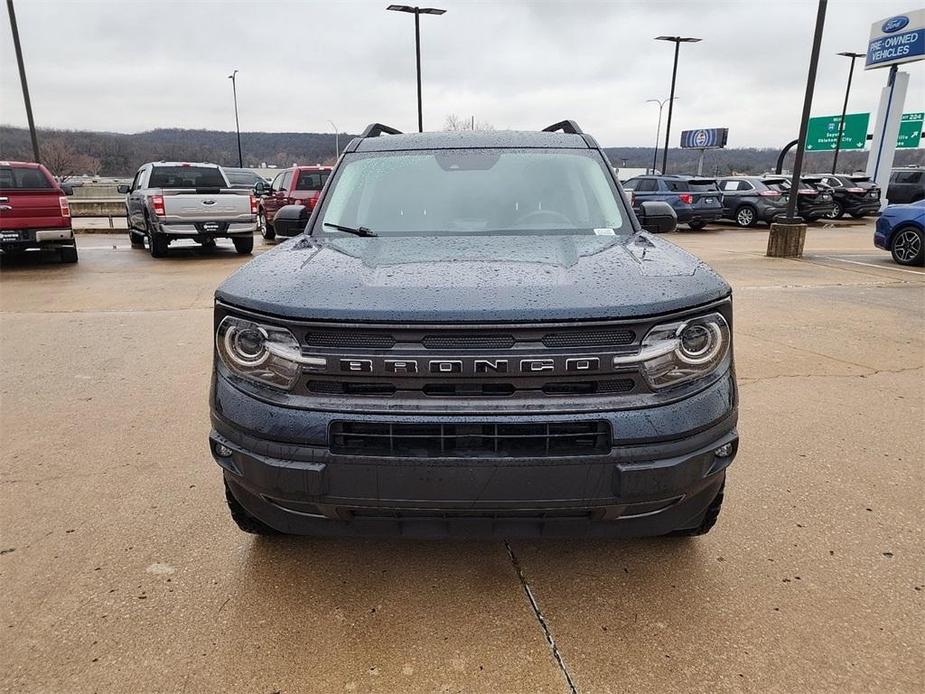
[[882, 15, 909, 33]]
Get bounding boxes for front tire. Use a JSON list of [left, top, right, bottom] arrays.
[[735, 205, 757, 227], [259, 209, 275, 240], [225, 481, 280, 535], [232, 235, 254, 255], [890, 227, 924, 266], [668, 483, 724, 536]]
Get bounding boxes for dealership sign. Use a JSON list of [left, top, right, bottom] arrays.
[[679, 128, 728, 149], [865, 9, 925, 69]]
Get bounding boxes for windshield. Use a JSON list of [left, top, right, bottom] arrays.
[[149, 166, 227, 189], [315, 149, 628, 237]]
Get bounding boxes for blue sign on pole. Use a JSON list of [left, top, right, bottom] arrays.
[[679, 128, 728, 149], [865, 10, 925, 70]]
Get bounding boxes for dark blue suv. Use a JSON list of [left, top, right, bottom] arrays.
[[622, 175, 724, 230], [210, 121, 738, 539]]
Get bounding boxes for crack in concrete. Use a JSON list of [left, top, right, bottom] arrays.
[[738, 365, 923, 386], [504, 541, 578, 694]]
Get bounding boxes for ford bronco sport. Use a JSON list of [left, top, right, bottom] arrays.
[[210, 121, 738, 538]]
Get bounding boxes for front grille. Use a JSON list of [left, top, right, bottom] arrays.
[[304, 330, 396, 349], [330, 421, 611, 458], [422, 334, 516, 350], [542, 329, 635, 348], [307, 381, 396, 396], [542, 378, 634, 396]]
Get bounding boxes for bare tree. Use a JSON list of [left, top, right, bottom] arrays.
[[444, 114, 494, 132], [41, 138, 101, 180]]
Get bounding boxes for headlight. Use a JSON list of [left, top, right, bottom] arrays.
[[615, 312, 730, 389], [216, 316, 322, 390]]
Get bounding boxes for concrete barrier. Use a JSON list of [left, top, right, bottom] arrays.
[[69, 198, 126, 218]]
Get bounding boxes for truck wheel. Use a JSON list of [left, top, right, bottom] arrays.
[[735, 205, 757, 227], [233, 235, 254, 255], [687, 220, 707, 231], [128, 230, 146, 248], [225, 482, 280, 535], [890, 227, 924, 266], [668, 483, 724, 536], [59, 244, 79, 263], [260, 210, 275, 240]]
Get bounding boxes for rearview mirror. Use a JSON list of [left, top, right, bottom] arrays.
[[117, 184, 130, 194], [254, 181, 267, 196], [638, 201, 677, 234]]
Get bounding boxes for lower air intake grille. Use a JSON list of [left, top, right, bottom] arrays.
[[330, 421, 611, 458], [542, 329, 635, 348]]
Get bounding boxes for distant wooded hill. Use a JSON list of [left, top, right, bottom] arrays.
[[0, 125, 921, 177]]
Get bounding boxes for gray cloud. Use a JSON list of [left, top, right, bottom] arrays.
[[1, 0, 922, 147]]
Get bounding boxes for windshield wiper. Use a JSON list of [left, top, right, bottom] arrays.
[[323, 222, 377, 237]]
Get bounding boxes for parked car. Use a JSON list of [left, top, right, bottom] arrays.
[[888, 167, 925, 204], [223, 168, 266, 190], [0, 161, 78, 263], [210, 120, 737, 539], [256, 165, 332, 240], [119, 162, 257, 258], [621, 175, 723, 230], [764, 177, 835, 221], [716, 176, 789, 227], [803, 174, 881, 219], [874, 199, 924, 266]]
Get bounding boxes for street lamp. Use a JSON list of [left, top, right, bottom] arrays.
[[386, 4, 446, 132], [646, 97, 678, 174], [228, 70, 243, 167], [6, 0, 39, 162], [328, 120, 340, 160], [831, 51, 864, 174], [654, 35, 701, 174]]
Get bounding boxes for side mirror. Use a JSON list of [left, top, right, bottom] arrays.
[[61, 184, 74, 196], [272, 204, 311, 238], [117, 184, 131, 194], [638, 200, 677, 234], [254, 181, 267, 196]]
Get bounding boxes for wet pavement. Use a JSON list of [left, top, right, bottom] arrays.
[[1, 221, 922, 693]]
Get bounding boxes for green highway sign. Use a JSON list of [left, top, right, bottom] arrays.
[[805, 113, 870, 151], [896, 112, 924, 149]]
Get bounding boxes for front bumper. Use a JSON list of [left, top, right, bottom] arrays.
[[210, 370, 738, 537]]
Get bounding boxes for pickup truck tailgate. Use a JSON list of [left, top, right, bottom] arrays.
[[162, 191, 252, 221]]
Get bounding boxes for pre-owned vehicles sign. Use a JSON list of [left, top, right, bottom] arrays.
[[865, 9, 925, 70]]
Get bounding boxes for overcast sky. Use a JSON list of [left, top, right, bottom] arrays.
[[1, 0, 923, 148]]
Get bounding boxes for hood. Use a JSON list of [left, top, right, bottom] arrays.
[[216, 233, 730, 322]]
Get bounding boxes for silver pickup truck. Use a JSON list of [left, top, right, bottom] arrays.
[[119, 162, 257, 258]]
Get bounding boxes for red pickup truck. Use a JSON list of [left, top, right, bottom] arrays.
[[257, 165, 332, 239], [0, 161, 77, 262]]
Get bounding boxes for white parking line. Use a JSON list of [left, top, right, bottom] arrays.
[[819, 256, 924, 275]]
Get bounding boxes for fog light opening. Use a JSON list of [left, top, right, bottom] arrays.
[[215, 443, 234, 458], [714, 442, 733, 458]]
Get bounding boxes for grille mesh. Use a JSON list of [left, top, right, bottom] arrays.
[[422, 334, 516, 350], [542, 329, 635, 348], [304, 331, 396, 349]]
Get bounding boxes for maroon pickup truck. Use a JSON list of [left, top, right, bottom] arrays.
[[257, 165, 331, 240], [0, 161, 77, 263]]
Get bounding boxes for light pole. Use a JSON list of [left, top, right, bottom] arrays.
[[831, 51, 864, 174], [646, 97, 678, 174], [386, 4, 446, 133], [228, 70, 243, 167], [328, 120, 340, 160], [655, 35, 701, 174], [6, 0, 39, 162]]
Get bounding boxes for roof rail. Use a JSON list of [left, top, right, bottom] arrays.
[[542, 120, 583, 135], [360, 123, 403, 138]]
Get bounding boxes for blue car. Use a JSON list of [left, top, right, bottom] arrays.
[[622, 175, 724, 230], [874, 200, 924, 266]]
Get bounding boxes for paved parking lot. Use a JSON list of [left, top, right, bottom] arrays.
[[1, 220, 922, 693]]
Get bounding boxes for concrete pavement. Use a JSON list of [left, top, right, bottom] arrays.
[[1, 221, 922, 693]]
